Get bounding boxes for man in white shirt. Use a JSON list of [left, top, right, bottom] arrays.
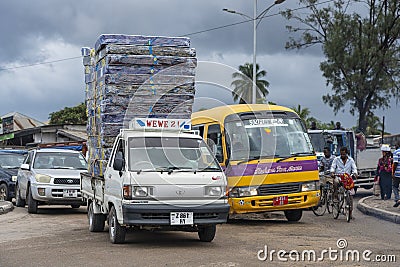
[[330, 146, 358, 201]]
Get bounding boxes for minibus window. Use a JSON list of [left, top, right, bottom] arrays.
[[206, 124, 223, 163]]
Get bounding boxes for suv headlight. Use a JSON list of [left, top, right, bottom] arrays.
[[35, 174, 51, 183], [205, 186, 223, 196], [302, 181, 319, 192], [229, 186, 258, 198]]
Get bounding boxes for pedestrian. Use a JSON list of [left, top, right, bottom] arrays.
[[319, 147, 335, 185], [334, 121, 345, 130], [310, 121, 317, 130], [392, 143, 400, 207], [376, 144, 393, 200]]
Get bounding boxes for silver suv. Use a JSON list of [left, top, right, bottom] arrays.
[[15, 148, 87, 213]]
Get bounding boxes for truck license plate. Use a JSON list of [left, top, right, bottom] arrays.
[[273, 196, 288, 206], [170, 212, 193, 225], [63, 189, 78, 198]]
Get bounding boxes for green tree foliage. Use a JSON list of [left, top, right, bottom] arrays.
[[291, 104, 311, 124], [49, 102, 87, 125], [231, 63, 270, 104], [282, 0, 400, 133]]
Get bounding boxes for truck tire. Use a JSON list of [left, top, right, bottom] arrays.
[[0, 184, 10, 201], [109, 206, 126, 244], [71, 204, 81, 209], [15, 184, 25, 207], [88, 202, 105, 232], [198, 225, 216, 242], [27, 187, 38, 214], [284, 209, 302, 222]]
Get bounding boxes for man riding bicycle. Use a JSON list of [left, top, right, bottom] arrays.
[[329, 147, 358, 216]]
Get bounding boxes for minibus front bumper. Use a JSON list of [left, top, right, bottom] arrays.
[[228, 190, 320, 214]]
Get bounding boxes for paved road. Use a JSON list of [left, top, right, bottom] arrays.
[[0, 190, 399, 267]]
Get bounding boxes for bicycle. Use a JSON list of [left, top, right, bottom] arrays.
[[312, 179, 334, 216], [332, 174, 354, 222]]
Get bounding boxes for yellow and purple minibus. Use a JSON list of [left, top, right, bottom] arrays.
[[191, 104, 320, 221]]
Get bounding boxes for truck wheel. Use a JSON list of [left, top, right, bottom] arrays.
[[15, 184, 25, 207], [88, 202, 105, 232], [109, 206, 126, 244], [284, 209, 302, 222], [27, 187, 38, 214], [0, 184, 10, 201], [198, 225, 216, 242], [71, 204, 81, 209]]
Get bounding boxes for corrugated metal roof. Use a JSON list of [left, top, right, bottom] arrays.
[[1, 112, 45, 131]]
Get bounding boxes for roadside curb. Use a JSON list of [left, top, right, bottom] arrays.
[[0, 201, 14, 215], [357, 196, 400, 224]]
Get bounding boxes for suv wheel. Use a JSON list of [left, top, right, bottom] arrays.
[[0, 184, 10, 201], [15, 184, 26, 207], [27, 187, 38, 214]]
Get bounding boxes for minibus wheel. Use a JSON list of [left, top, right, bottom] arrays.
[[284, 209, 302, 222]]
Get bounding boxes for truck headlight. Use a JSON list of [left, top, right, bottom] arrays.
[[229, 186, 258, 198], [205, 186, 223, 196], [133, 186, 153, 197], [302, 181, 319, 192], [12, 175, 17, 182], [35, 174, 51, 183]]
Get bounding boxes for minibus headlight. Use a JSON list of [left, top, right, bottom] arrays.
[[205, 186, 223, 196], [229, 186, 258, 198], [302, 181, 319, 192], [35, 174, 51, 183]]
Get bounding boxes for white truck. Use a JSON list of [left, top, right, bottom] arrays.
[[81, 118, 230, 244], [308, 129, 376, 192]]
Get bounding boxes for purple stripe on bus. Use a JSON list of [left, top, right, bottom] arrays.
[[225, 160, 318, 177]]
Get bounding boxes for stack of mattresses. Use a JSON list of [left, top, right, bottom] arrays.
[[81, 34, 197, 176]]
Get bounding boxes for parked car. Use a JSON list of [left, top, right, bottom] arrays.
[[15, 148, 87, 213], [0, 149, 27, 201]]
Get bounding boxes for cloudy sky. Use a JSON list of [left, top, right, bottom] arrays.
[[0, 0, 398, 134]]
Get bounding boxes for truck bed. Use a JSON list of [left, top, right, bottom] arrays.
[[80, 172, 105, 204]]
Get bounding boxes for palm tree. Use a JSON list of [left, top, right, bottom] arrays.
[[231, 63, 270, 104], [291, 104, 310, 123]]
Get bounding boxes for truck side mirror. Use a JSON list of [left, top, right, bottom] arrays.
[[113, 151, 124, 172]]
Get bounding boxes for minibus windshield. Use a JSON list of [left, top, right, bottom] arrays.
[[225, 117, 314, 161]]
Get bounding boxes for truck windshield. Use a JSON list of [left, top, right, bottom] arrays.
[[225, 117, 314, 161], [127, 137, 221, 172]]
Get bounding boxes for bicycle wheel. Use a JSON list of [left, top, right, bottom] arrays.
[[332, 192, 343, 219], [326, 190, 333, 214], [312, 190, 327, 216], [345, 192, 353, 222], [332, 200, 341, 219]]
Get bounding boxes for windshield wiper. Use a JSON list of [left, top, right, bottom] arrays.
[[196, 167, 221, 172], [134, 168, 157, 174], [276, 152, 313, 163], [237, 155, 275, 165]]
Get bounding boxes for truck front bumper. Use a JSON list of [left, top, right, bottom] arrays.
[[122, 203, 230, 226]]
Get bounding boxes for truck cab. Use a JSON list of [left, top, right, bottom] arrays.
[[308, 129, 375, 191], [81, 118, 230, 243]]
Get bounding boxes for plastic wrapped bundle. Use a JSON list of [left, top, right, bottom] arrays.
[[82, 34, 197, 176]]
